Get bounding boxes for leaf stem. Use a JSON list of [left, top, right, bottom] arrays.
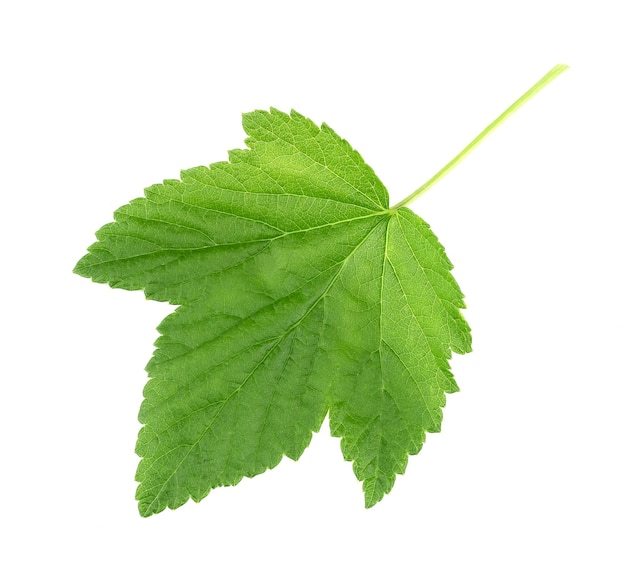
[[392, 64, 569, 209]]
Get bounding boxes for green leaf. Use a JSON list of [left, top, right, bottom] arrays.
[[75, 66, 567, 516]]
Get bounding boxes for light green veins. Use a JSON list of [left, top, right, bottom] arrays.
[[74, 66, 566, 516], [75, 108, 470, 515], [76, 63, 567, 515]]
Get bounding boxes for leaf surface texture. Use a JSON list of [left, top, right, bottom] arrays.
[[75, 109, 471, 516]]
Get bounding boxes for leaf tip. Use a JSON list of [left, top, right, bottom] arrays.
[[137, 504, 152, 518], [364, 497, 379, 509], [364, 487, 385, 509], [72, 254, 92, 279]]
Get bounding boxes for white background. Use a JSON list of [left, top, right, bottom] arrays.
[[2, 1, 624, 569]]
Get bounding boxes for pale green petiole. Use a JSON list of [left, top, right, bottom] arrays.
[[392, 64, 569, 209]]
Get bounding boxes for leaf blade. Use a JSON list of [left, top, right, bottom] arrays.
[[74, 108, 471, 515]]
